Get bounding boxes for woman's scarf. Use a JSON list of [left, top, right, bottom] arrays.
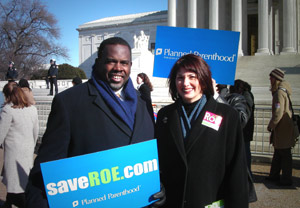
[[92, 73, 137, 131], [178, 95, 207, 139]]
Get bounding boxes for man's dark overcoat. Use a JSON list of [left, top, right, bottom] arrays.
[[155, 96, 249, 208], [26, 79, 155, 207]]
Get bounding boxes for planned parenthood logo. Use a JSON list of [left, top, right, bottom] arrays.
[[156, 48, 163, 55], [153, 26, 240, 85]]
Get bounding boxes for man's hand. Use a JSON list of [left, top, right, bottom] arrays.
[[149, 183, 166, 208]]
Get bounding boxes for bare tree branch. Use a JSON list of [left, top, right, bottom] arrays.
[[0, 0, 69, 79]]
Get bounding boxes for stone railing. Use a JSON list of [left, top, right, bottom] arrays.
[[0, 80, 88, 90]]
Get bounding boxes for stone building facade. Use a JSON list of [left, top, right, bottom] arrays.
[[77, 0, 300, 94], [77, 11, 167, 78], [168, 0, 299, 56]]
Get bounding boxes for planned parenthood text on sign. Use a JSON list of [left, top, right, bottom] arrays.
[[153, 26, 240, 85], [41, 139, 160, 208]]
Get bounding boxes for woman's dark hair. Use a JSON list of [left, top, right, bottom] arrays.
[[3, 82, 29, 108], [168, 54, 214, 101], [18, 78, 31, 89], [137, 73, 153, 91], [230, 79, 251, 94]]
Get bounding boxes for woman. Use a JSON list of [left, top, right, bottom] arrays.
[[266, 68, 294, 186], [18, 78, 36, 105], [155, 54, 249, 207], [136, 72, 153, 103], [0, 82, 39, 208]]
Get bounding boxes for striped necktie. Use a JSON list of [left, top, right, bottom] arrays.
[[116, 93, 123, 101]]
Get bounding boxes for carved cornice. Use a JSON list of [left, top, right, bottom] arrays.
[[77, 10, 167, 32]]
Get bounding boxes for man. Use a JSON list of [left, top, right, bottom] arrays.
[[26, 37, 162, 207], [266, 68, 294, 186], [213, 79, 257, 203], [231, 80, 255, 174], [47, 59, 58, 95], [72, 76, 82, 86], [213, 81, 251, 129], [5, 61, 18, 82]]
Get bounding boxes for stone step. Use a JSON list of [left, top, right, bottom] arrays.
[[250, 143, 300, 155]]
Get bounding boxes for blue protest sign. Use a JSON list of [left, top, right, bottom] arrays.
[[153, 26, 240, 85], [41, 139, 160, 208]]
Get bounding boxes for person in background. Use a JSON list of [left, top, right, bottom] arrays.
[[136, 72, 155, 122], [47, 59, 58, 96], [213, 79, 257, 203], [155, 54, 248, 207], [0, 92, 4, 109], [266, 68, 294, 186], [136, 72, 153, 103], [238, 80, 255, 175], [216, 84, 228, 98], [72, 76, 82, 86], [5, 61, 18, 82], [214, 80, 251, 129], [0, 82, 39, 208], [25, 37, 164, 208], [18, 79, 36, 105]]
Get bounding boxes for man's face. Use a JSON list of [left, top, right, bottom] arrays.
[[97, 44, 132, 91]]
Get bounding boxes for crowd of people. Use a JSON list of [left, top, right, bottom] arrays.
[[0, 37, 298, 208]]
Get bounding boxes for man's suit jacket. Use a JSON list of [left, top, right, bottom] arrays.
[[26, 79, 155, 208]]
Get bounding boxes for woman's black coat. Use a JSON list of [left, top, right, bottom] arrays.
[[138, 83, 152, 103], [155, 96, 249, 208]]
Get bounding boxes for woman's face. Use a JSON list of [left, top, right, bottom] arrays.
[[269, 76, 276, 86], [137, 76, 143, 84], [175, 67, 202, 103]]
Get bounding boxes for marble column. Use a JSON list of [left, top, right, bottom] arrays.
[[256, 0, 270, 55], [298, 0, 300, 53], [79, 35, 83, 64], [209, 0, 219, 29], [232, 0, 243, 55], [168, 0, 176, 26], [269, 0, 274, 55], [187, 0, 197, 28], [91, 34, 96, 55], [274, 5, 280, 55], [281, 0, 297, 53]]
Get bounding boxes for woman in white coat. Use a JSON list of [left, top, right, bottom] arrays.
[[0, 82, 39, 208]]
